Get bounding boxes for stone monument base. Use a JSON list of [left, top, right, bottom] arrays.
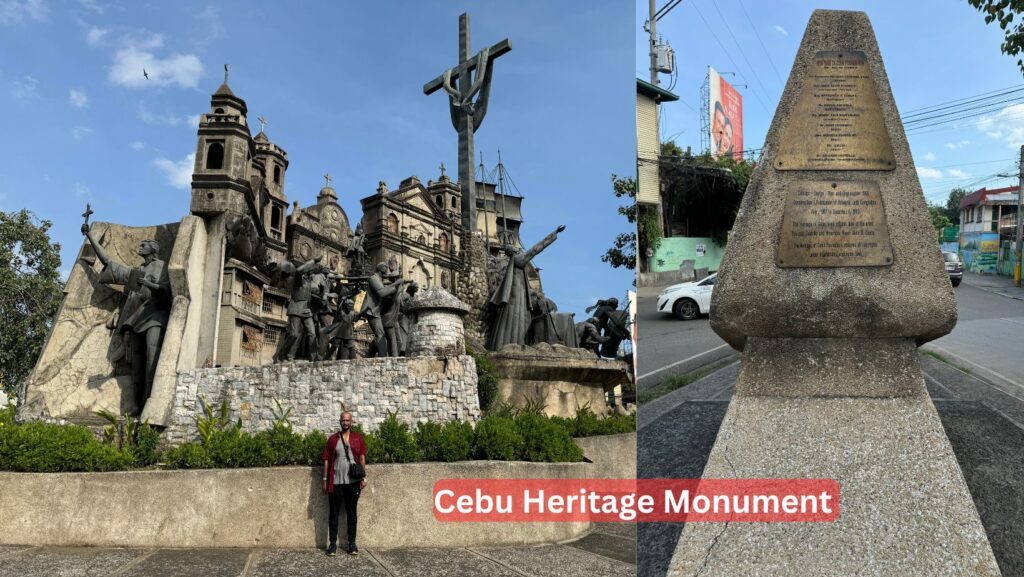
[[488, 344, 631, 417], [668, 342, 1000, 576]]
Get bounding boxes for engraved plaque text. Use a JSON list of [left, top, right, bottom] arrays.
[[775, 51, 895, 171], [777, 180, 893, 267]]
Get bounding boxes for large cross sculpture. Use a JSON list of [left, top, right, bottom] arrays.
[[424, 13, 511, 232]]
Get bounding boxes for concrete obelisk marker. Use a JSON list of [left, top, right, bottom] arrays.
[[668, 10, 1000, 576]]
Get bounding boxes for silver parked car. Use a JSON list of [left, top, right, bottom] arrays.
[[942, 252, 963, 287]]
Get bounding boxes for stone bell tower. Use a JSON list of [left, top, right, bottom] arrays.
[[190, 66, 254, 217]]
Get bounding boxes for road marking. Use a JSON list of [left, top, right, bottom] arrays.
[[638, 343, 731, 381], [924, 343, 1024, 396]]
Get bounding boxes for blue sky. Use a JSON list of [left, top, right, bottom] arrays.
[[0, 0, 634, 320], [636, 0, 1024, 206]]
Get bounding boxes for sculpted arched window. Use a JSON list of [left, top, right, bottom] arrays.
[[386, 213, 399, 234], [205, 142, 224, 170], [417, 234, 426, 245], [451, 196, 457, 208], [271, 205, 282, 229], [273, 165, 282, 184], [439, 232, 450, 252]]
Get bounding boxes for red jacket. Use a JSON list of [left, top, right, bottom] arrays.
[[322, 430, 367, 492]]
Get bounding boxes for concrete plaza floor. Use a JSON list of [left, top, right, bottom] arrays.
[[0, 523, 636, 577]]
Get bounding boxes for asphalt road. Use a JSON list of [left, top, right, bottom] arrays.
[[634, 286, 732, 392], [924, 274, 1024, 395], [636, 273, 1024, 393]]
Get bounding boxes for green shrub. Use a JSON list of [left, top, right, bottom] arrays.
[[416, 420, 474, 462], [515, 411, 583, 463], [261, 422, 304, 466], [0, 421, 132, 472], [473, 415, 523, 461], [164, 442, 212, 469], [0, 402, 16, 427], [130, 423, 161, 466], [414, 421, 444, 461], [367, 412, 421, 463], [467, 347, 499, 412], [548, 408, 636, 437], [302, 430, 327, 465], [205, 426, 275, 468]]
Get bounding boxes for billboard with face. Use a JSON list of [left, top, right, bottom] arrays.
[[709, 67, 743, 161]]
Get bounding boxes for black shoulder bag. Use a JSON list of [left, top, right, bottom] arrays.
[[342, 437, 366, 481]]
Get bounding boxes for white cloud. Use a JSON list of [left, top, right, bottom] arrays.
[[120, 29, 163, 50], [944, 140, 970, 150], [0, 0, 49, 25], [130, 141, 145, 151], [916, 166, 971, 180], [137, 101, 197, 127], [110, 46, 201, 89], [69, 88, 88, 108], [978, 103, 1024, 148], [85, 25, 108, 46], [78, 0, 104, 13], [10, 75, 37, 98], [71, 125, 92, 140], [774, 25, 788, 37], [922, 151, 936, 162], [72, 182, 91, 198], [153, 152, 194, 189]]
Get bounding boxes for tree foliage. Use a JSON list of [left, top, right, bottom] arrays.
[[945, 187, 968, 224], [0, 210, 63, 397], [929, 205, 954, 239], [967, 0, 1024, 74], [661, 149, 754, 246], [602, 174, 659, 272]]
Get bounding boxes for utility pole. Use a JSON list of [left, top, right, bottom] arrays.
[[1017, 144, 1023, 287], [649, 0, 658, 85]]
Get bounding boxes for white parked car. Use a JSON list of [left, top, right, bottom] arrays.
[[656, 273, 716, 320]]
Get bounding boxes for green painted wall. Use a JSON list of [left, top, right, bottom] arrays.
[[651, 237, 725, 273]]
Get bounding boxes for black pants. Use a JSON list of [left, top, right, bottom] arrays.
[[328, 482, 361, 545]]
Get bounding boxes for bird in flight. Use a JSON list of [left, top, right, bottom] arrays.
[[143, 68, 149, 80]]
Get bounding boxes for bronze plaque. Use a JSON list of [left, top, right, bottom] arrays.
[[777, 180, 893, 267], [775, 51, 895, 171]]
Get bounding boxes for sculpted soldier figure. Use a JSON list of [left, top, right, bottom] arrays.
[[81, 222, 171, 415], [324, 299, 363, 360], [397, 282, 420, 356], [577, 317, 609, 357], [360, 262, 406, 357], [588, 297, 629, 357], [347, 223, 368, 275], [527, 289, 560, 345], [274, 255, 324, 363], [487, 225, 565, 351], [380, 269, 413, 357]]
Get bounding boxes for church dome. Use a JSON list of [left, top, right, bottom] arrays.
[[317, 186, 338, 203]]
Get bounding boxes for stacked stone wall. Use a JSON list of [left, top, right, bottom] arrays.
[[165, 356, 479, 445], [455, 231, 490, 349]]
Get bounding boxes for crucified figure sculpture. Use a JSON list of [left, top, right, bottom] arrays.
[[424, 12, 511, 232]]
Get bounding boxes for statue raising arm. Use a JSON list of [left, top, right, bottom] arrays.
[[516, 224, 566, 266], [81, 223, 112, 267]]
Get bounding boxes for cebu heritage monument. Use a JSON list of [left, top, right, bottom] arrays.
[[669, 10, 1000, 576], [16, 12, 630, 443]]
